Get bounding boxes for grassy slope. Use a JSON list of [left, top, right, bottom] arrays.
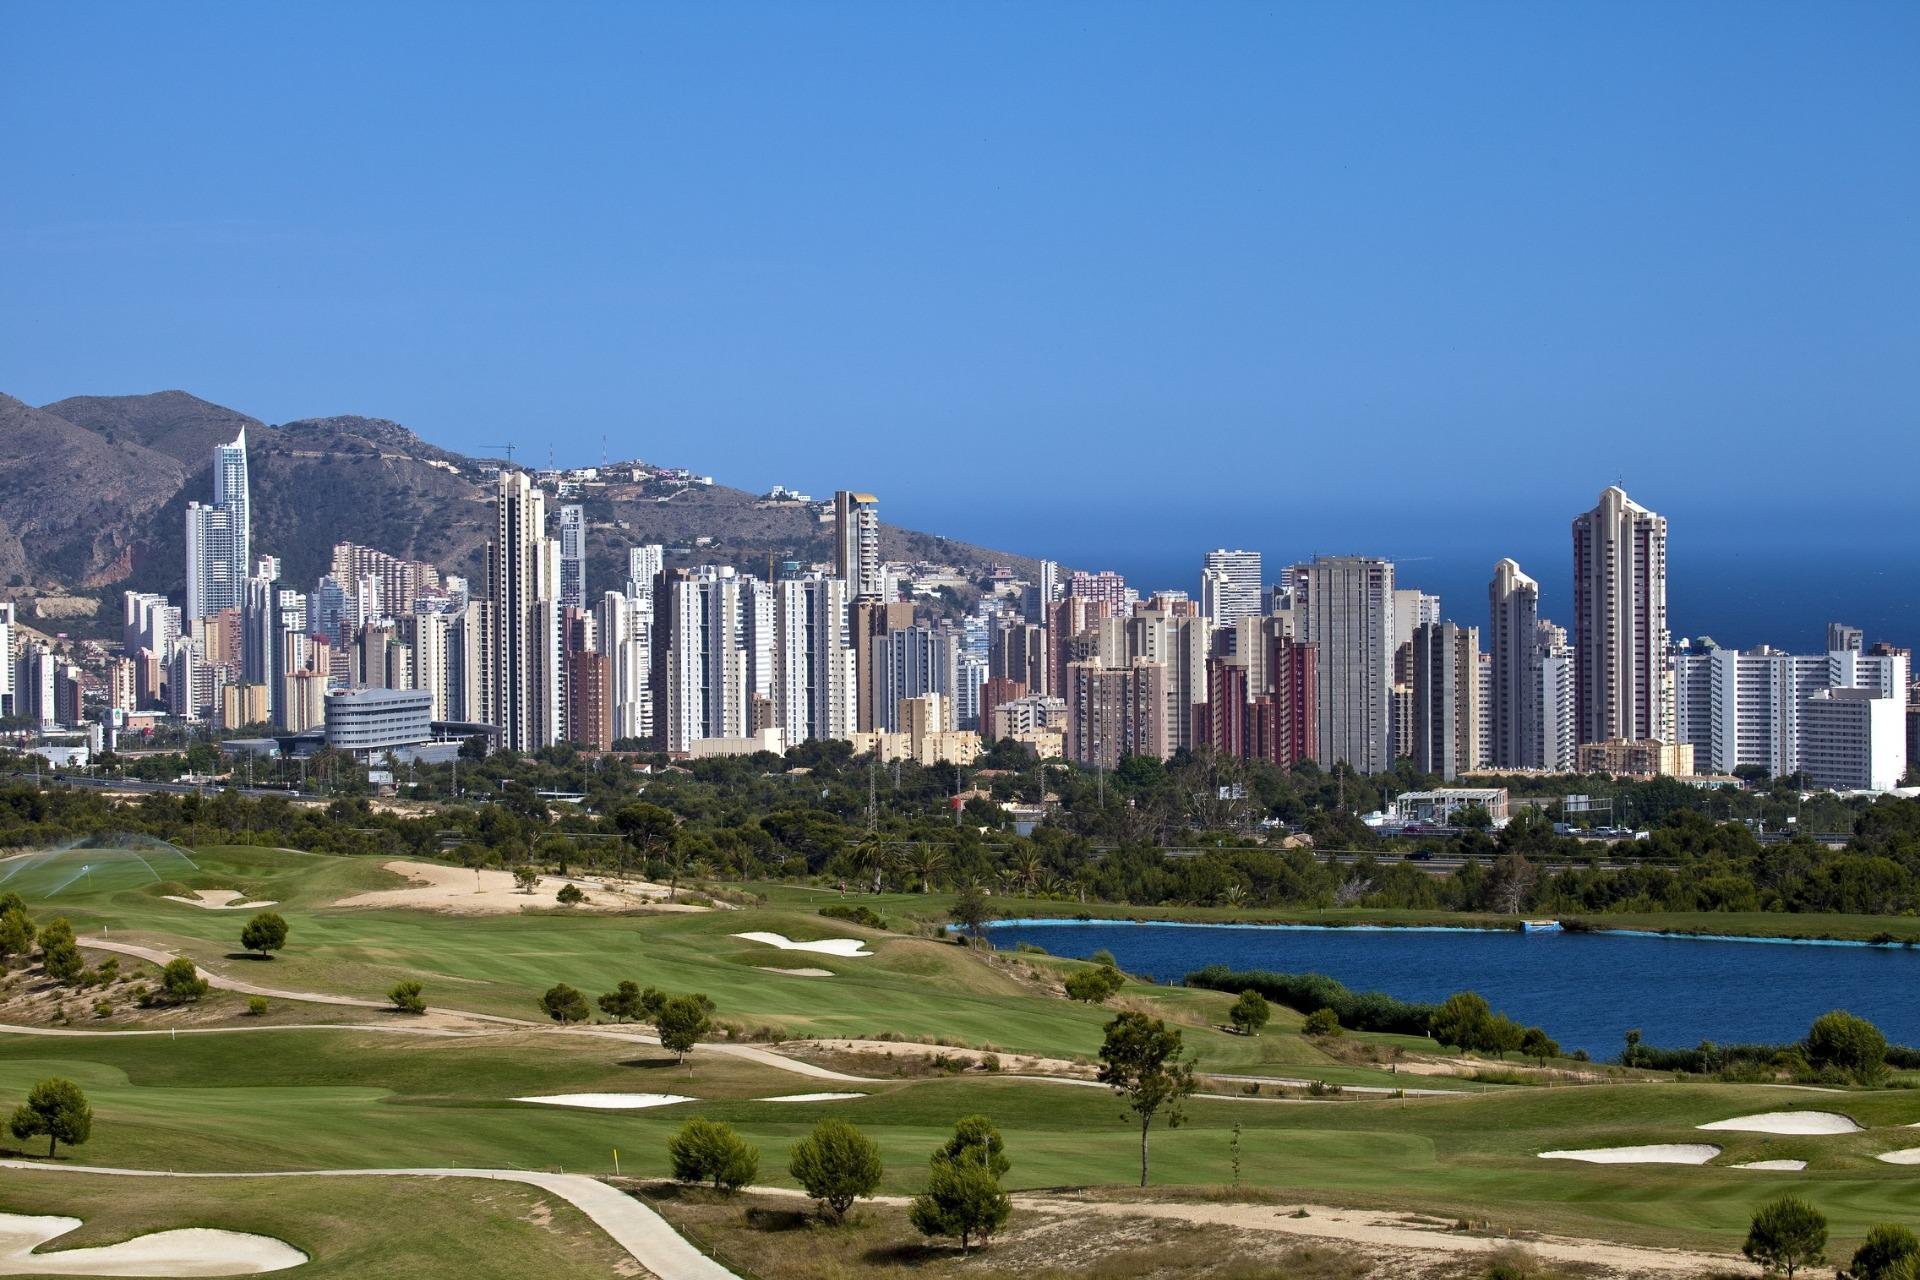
[[0, 1168, 637, 1279]]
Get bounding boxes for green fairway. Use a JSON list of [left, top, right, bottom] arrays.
[[0, 1167, 638, 1279], [4, 1024, 1920, 1255]]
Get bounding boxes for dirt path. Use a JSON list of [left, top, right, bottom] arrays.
[[0, 1162, 738, 1280]]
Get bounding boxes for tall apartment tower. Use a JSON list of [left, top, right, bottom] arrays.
[[771, 573, 857, 748], [1488, 559, 1542, 768], [558, 504, 587, 610], [1412, 621, 1481, 781], [1290, 556, 1396, 773], [1571, 486, 1671, 745], [185, 428, 252, 620], [488, 471, 561, 753], [1200, 550, 1262, 630], [833, 491, 883, 599]]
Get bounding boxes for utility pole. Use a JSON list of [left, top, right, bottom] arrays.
[[866, 750, 878, 834]]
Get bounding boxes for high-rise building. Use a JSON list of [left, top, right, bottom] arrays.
[[1412, 621, 1480, 781], [1828, 622, 1864, 654], [185, 430, 250, 620], [833, 491, 883, 599], [1290, 556, 1396, 773], [597, 590, 652, 744], [1067, 659, 1168, 769], [771, 573, 857, 749], [626, 544, 665, 598], [488, 471, 561, 752], [878, 625, 958, 732], [558, 504, 587, 610], [1066, 570, 1130, 614], [652, 566, 767, 751], [1201, 550, 1262, 630], [1572, 486, 1671, 746], [1488, 559, 1541, 768], [328, 544, 442, 619]]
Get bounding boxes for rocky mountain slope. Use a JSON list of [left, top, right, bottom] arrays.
[[1, 390, 1035, 629]]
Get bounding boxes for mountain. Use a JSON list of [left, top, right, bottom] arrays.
[[2, 390, 1037, 629]]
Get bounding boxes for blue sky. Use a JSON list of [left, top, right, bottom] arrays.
[[3, 3, 1917, 628]]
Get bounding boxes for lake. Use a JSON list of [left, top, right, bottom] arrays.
[[979, 919, 1920, 1056]]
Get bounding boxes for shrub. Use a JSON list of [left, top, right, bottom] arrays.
[[789, 1119, 884, 1222], [820, 904, 886, 930], [388, 981, 426, 1014], [1806, 1010, 1888, 1084], [1302, 1008, 1342, 1037], [1185, 966, 1434, 1035], [541, 983, 590, 1024], [1744, 1195, 1826, 1278], [1849, 1223, 1920, 1280], [667, 1117, 759, 1193], [159, 958, 209, 1004], [1230, 990, 1272, 1036], [246, 996, 269, 1017], [1063, 964, 1125, 1004], [556, 882, 586, 906], [0, 905, 35, 960], [37, 918, 82, 985]]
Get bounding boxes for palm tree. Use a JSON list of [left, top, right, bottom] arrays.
[[904, 845, 950, 894], [1007, 848, 1045, 897], [846, 836, 892, 894]]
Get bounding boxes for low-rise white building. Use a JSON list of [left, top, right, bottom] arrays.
[[1799, 688, 1908, 792]]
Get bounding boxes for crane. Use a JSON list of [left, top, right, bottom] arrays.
[[480, 443, 518, 465]]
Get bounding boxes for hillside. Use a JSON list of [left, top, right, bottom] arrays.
[[2, 389, 1037, 629]]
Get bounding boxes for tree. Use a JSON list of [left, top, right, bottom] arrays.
[[0, 905, 35, 961], [1429, 991, 1494, 1053], [934, 1114, 1010, 1179], [513, 866, 540, 893], [656, 993, 714, 1066], [38, 918, 82, 984], [9, 1076, 92, 1158], [1848, 1224, 1920, 1280], [789, 1118, 884, 1223], [615, 802, 681, 897], [949, 882, 992, 941], [667, 1117, 759, 1193], [1228, 990, 1271, 1036], [388, 980, 426, 1014], [556, 882, 586, 906], [239, 911, 288, 958], [1063, 964, 1124, 1004], [1302, 1008, 1341, 1037], [1096, 1011, 1197, 1187], [909, 1149, 1011, 1253], [1744, 1195, 1826, 1277], [598, 980, 644, 1022], [1520, 1026, 1560, 1065], [160, 958, 209, 1004], [1806, 1010, 1888, 1084], [541, 983, 590, 1024]]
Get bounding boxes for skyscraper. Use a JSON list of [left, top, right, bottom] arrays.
[[1412, 620, 1480, 781], [771, 573, 857, 748], [1488, 558, 1541, 768], [833, 491, 883, 599], [1290, 556, 1395, 773], [186, 429, 251, 620], [1200, 550, 1262, 629], [1571, 486, 1671, 745], [558, 504, 587, 610], [489, 471, 561, 752]]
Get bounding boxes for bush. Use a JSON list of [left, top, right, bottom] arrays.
[[1230, 990, 1272, 1036], [667, 1117, 759, 1193], [1063, 964, 1125, 1004], [789, 1119, 884, 1222], [1186, 966, 1434, 1035], [1806, 1010, 1888, 1084], [37, 918, 82, 985], [1849, 1223, 1920, 1280], [820, 904, 886, 930], [1302, 1007, 1341, 1037], [239, 911, 288, 957], [388, 981, 426, 1014], [556, 882, 586, 906], [246, 996, 269, 1017], [541, 983, 590, 1024], [1090, 949, 1118, 968], [158, 958, 209, 1004]]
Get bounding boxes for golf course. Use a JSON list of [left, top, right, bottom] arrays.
[[6, 839, 1920, 1278]]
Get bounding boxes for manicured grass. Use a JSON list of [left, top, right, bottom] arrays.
[[5, 1024, 1920, 1255], [0, 1167, 639, 1279]]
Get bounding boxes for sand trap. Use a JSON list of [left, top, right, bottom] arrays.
[[163, 889, 278, 911], [513, 1093, 693, 1110], [1699, 1110, 1860, 1135], [335, 860, 700, 916], [1876, 1148, 1920, 1165], [733, 931, 871, 957], [759, 1092, 865, 1102], [0, 1212, 306, 1275], [1539, 1144, 1720, 1165], [1733, 1159, 1809, 1171], [755, 966, 835, 977]]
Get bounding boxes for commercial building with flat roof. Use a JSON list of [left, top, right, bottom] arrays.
[[323, 686, 433, 758]]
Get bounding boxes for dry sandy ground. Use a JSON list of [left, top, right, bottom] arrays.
[[0, 1212, 305, 1276], [333, 860, 707, 915], [791, 1037, 1093, 1077], [162, 889, 277, 911]]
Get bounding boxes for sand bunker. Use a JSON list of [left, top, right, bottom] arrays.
[[163, 890, 278, 911], [1699, 1110, 1860, 1135], [335, 860, 698, 915], [760, 1092, 865, 1102], [733, 931, 871, 957], [513, 1093, 693, 1110], [1733, 1159, 1809, 1171], [1876, 1148, 1920, 1165], [0, 1212, 306, 1276], [755, 966, 835, 977], [1538, 1144, 1720, 1165]]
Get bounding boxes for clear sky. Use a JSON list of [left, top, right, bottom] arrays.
[[3, 4, 1917, 634]]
